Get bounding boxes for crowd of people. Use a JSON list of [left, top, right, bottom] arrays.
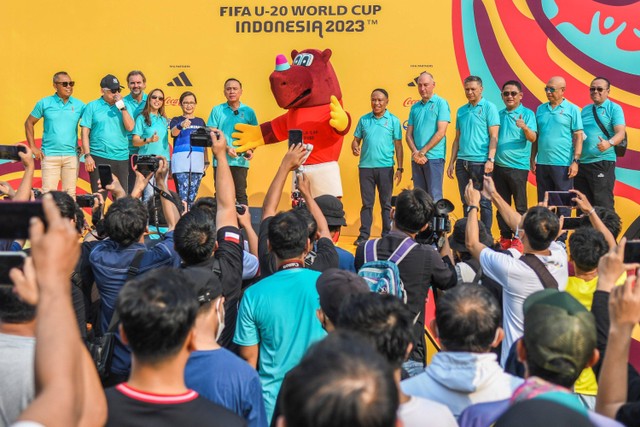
[[0, 69, 637, 427]]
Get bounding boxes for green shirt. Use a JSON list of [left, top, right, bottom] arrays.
[[496, 104, 537, 170], [133, 113, 170, 158], [581, 99, 625, 164], [455, 98, 500, 162], [80, 97, 130, 161], [535, 99, 583, 166], [123, 93, 147, 155], [354, 110, 402, 168], [207, 102, 258, 168], [30, 94, 85, 156], [407, 94, 450, 160]]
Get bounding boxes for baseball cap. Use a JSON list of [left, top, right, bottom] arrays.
[[179, 265, 223, 305], [315, 195, 347, 227], [523, 290, 596, 379], [316, 268, 369, 323], [448, 218, 494, 252], [100, 74, 124, 91]]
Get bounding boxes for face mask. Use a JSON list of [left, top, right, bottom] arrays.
[[215, 298, 225, 342]]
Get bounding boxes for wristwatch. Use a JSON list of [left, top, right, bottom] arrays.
[[487, 157, 495, 163], [397, 168, 404, 173], [466, 205, 479, 213], [572, 158, 580, 164], [607, 139, 615, 146]]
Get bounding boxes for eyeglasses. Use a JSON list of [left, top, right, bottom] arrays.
[[590, 87, 607, 93], [502, 91, 519, 97], [105, 88, 121, 94], [544, 87, 562, 93], [56, 81, 75, 87], [182, 101, 196, 105], [151, 95, 164, 101]]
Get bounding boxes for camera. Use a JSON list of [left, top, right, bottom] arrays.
[[416, 198, 454, 246], [32, 188, 43, 200], [76, 194, 96, 208], [190, 127, 219, 147], [235, 203, 246, 215], [134, 155, 161, 177]]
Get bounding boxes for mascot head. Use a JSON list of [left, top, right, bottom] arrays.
[[269, 48, 343, 109]]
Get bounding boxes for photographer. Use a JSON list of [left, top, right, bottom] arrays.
[[258, 144, 338, 277], [355, 187, 456, 377]]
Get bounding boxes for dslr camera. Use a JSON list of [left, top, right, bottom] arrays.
[[416, 198, 454, 247], [190, 127, 220, 147], [76, 194, 96, 208], [134, 155, 161, 177]]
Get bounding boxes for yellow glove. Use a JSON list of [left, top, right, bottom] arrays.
[[329, 95, 349, 132], [232, 123, 265, 153]]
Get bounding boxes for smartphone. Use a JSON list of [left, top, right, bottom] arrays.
[[0, 201, 45, 239], [0, 252, 26, 285], [470, 170, 484, 191], [562, 217, 582, 230], [97, 164, 113, 188], [0, 145, 27, 161], [288, 129, 303, 147], [76, 194, 96, 208], [546, 191, 576, 208], [624, 240, 640, 264]]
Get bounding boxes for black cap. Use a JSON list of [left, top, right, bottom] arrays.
[[179, 264, 223, 304], [316, 268, 369, 323], [100, 74, 123, 90], [449, 217, 494, 252], [315, 195, 347, 227]]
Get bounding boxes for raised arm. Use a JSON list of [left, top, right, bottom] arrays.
[[212, 131, 238, 230], [14, 144, 35, 201], [483, 175, 522, 232], [262, 144, 307, 219], [155, 156, 180, 231]]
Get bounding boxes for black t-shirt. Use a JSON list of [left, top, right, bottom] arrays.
[[106, 384, 246, 427], [181, 226, 244, 350], [355, 230, 456, 362], [258, 216, 339, 277]]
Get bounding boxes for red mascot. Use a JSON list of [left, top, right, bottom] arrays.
[[232, 48, 351, 197]]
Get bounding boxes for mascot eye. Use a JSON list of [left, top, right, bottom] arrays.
[[293, 53, 314, 67]]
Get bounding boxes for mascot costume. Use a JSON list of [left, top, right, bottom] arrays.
[[232, 48, 351, 197]]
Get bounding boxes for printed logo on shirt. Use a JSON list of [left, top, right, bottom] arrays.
[[167, 72, 193, 87], [224, 231, 240, 243]]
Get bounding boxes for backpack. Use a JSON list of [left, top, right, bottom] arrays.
[[358, 237, 417, 303]]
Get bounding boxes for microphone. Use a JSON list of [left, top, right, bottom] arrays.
[[233, 110, 239, 116]]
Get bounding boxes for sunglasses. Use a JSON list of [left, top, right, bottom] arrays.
[[151, 95, 164, 101], [544, 87, 562, 93], [502, 91, 519, 97], [105, 88, 121, 94], [56, 81, 75, 87], [590, 87, 607, 93]]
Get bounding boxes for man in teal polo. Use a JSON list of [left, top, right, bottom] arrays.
[[575, 77, 625, 209], [207, 78, 258, 205], [406, 72, 450, 202], [533, 76, 583, 207], [494, 80, 537, 250], [25, 71, 85, 198], [123, 70, 148, 194], [447, 75, 500, 230], [351, 88, 403, 246], [80, 74, 134, 193]]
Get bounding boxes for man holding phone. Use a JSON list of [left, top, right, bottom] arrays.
[[351, 88, 403, 246], [80, 74, 134, 194], [25, 72, 85, 198], [207, 78, 258, 205]]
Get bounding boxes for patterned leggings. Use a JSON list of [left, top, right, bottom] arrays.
[[173, 172, 203, 209]]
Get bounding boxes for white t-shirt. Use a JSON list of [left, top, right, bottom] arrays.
[[479, 242, 568, 364], [398, 395, 458, 427]]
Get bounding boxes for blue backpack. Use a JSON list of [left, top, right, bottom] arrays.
[[358, 237, 417, 303]]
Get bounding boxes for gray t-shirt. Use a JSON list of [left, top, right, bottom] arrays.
[[0, 333, 35, 427]]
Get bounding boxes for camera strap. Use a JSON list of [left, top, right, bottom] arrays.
[[150, 184, 182, 212]]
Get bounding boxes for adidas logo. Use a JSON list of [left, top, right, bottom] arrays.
[[597, 173, 605, 178], [167, 72, 193, 87], [407, 75, 420, 87]]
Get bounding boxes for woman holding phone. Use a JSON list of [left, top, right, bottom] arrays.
[[169, 91, 207, 209]]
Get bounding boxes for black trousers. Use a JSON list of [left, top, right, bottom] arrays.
[[455, 160, 493, 231], [574, 160, 615, 209], [535, 164, 573, 218], [213, 166, 249, 205], [358, 167, 393, 240], [493, 165, 529, 238], [88, 155, 129, 196]]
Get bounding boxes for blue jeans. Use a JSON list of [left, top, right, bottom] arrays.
[[412, 158, 445, 202], [455, 160, 493, 230], [173, 172, 203, 209]]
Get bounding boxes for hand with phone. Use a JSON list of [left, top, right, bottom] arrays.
[[0, 252, 26, 285], [97, 164, 113, 189], [282, 143, 308, 172], [569, 189, 593, 215], [597, 238, 640, 293], [545, 191, 576, 208]]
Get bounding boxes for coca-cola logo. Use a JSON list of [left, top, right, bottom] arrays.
[[402, 97, 420, 107], [164, 96, 181, 107]]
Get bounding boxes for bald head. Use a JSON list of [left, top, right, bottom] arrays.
[[417, 72, 436, 101], [545, 76, 566, 105], [548, 76, 566, 87]]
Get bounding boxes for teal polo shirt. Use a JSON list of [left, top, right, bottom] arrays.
[[133, 113, 170, 158], [496, 104, 537, 170], [80, 97, 130, 161], [30, 94, 85, 156], [407, 94, 450, 160], [535, 99, 583, 166], [455, 98, 500, 162], [123, 93, 147, 155], [355, 110, 402, 168], [207, 102, 258, 168], [581, 99, 625, 164]]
